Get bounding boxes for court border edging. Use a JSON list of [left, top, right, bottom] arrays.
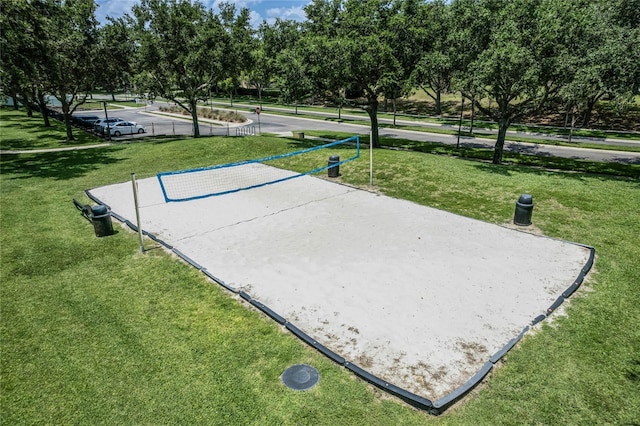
[[84, 189, 595, 415]]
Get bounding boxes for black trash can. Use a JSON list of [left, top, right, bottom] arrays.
[[328, 155, 340, 178], [91, 205, 113, 237], [514, 194, 534, 226]]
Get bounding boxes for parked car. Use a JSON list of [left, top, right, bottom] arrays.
[[107, 121, 146, 136], [72, 115, 100, 129], [94, 118, 124, 135]]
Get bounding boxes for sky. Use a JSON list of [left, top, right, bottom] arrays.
[[95, 0, 312, 27]]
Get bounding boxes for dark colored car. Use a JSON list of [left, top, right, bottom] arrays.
[[73, 115, 100, 129]]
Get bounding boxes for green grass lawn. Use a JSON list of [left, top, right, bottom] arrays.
[[2, 110, 639, 424], [303, 130, 640, 179], [0, 108, 103, 151]]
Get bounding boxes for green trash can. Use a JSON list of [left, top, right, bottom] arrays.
[[328, 155, 340, 178], [91, 205, 113, 237], [514, 194, 534, 226]]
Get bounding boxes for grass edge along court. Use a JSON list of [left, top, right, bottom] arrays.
[[87, 138, 592, 413], [1, 109, 639, 424]]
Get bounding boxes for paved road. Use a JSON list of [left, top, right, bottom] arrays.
[[379, 127, 640, 164], [3, 102, 639, 164], [247, 106, 640, 164], [208, 101, 640, 148]]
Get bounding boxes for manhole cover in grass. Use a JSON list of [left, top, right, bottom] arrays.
[[281, 364, 319, 391]]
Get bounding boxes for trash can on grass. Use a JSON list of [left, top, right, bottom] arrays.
[[328, 155, 340, 178], [514, 194, 534, 226], [91, 205, 113, 237]]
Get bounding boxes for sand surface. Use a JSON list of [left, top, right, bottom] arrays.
[[89, 167, 591, 400]]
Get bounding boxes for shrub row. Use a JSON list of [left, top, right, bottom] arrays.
[[159, 106, 246, 123]]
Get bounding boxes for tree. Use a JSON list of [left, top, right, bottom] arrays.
[[302, 0, 404, 148], [535, 0, 640, 130], [245, 42, 272, 105], [220, 76, 237, 106], [1, 0, 33, 111], [43, 0, 99, 140], [247, 19, 303, 106], [219, 2, 253, 105], [449, 0, 493, 135], [409, 0, 452, 115], [297, 29, 346, 106], [133, 0, 232, 137], [380, 76, 403, 125], [381, 0, 428, 124], [569, 1, 640, 126], [274, 48, 313, 114], [456, 0, 560, 164], [95, 16, 136, 101], [1, 0, 52, 125]]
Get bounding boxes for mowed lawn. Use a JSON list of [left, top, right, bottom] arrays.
[[1, 109, 639, 425]]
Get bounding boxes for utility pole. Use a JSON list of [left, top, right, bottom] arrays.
[[103, 101, 111, 142]]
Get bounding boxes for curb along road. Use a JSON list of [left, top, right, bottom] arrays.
[[2, 103, 639, 165]]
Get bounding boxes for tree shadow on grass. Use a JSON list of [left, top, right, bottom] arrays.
[[283, 137, 361, 152], [1, 110, 100, 150], [377, 136, 640, 180], [0, 132, 99, 150], [0, 146, 126, 181], [146, 135, 192, 145], [474, 155, 640, 181], [626, 359, 640, 383]]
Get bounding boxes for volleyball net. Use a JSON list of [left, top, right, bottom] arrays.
[[157, 136, 360, 202]]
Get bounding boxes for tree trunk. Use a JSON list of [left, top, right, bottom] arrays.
[[364, 99, 380, 148], [582, 98, 597, 127], [111, 93, 116, 101], [65, 115, 74, 140], [190, 101, 200, 138], [470, 97, 475, 134], [492, 118, 509, 164], [62, 108, 74, 141], [37, 95, 50, 127], [393, 98, 397, 126], [435, 90, 442, 115], [60, 99, 74, 141], [569, 110, 577, 143], [21, 92, 33, 117], [456, 94, 465, 149], [12, 93, 19, 110]]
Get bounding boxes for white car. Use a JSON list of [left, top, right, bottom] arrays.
[[94, 118, 124, 134], [108, 121, 146, 136]]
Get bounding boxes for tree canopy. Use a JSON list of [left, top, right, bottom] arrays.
[[132, 0, 236, 137], [2, 0, 637, 157], [2, 0, 98, 139]]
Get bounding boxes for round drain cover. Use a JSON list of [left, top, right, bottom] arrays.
[[281, 364, 319, 391]]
